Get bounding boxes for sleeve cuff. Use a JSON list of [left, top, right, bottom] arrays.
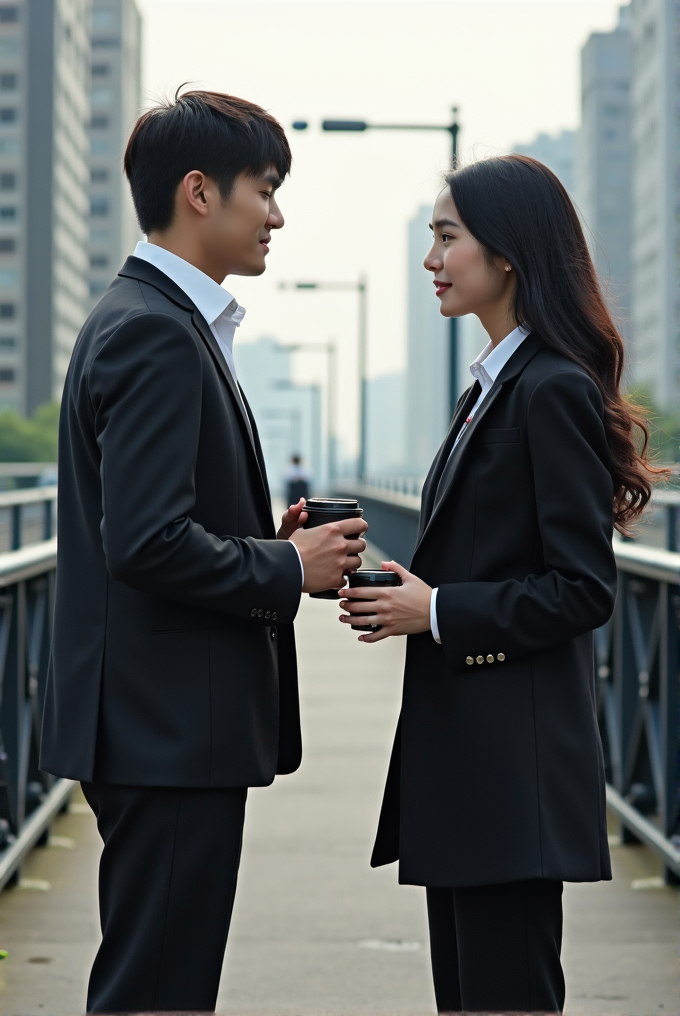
[[290, 540, 304, 588], [430, 587, 441, 643]]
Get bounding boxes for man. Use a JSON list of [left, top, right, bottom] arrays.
[[40, 90, 367, 1014]]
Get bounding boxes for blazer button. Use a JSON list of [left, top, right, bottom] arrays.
[[466, 656, 474, 666], [272, 612, 277, 621], [487, 655, 495, 663], [265, 611, 271, 619], [497, 653, 506, 662], [258, 609, 264, 618], [250, 608, 257, 617], [476, 655, 484, 664], [271, 629, 277, 640]]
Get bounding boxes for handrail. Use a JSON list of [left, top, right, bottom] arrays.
[[0, 485, 57, 509], [0, 537, 57, 585], [0, 534, 64, 890]]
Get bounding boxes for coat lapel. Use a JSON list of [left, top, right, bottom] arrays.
[[415, 384, 505, 552], [417, 382, 481, 540], [118, 256, 273, 515], [190, 310, 273, 513], [414, 331, 545, 555]]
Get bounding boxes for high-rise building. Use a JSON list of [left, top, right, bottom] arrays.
[[513, 130, 576, 195], [235, 337, 323, 495], [87, 0, 141, 308], [629, 0, 680, 409], [0, 0, 91, 414], [405, 204, 449, 477], [575, 7, 632, 339], [366, 371, 406, 477]]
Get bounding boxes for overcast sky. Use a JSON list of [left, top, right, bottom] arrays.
[[135, 0, 622, 452]]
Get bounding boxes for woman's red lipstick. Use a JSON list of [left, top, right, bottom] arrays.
[[434, 280, 452, 297]]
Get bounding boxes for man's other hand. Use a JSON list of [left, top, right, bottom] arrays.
[[277, 498, 308, 540], [290, 518, 368, 594]]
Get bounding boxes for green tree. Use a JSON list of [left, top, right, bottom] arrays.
[[0, 401, 59, 462], [626, 386, 680, 466]]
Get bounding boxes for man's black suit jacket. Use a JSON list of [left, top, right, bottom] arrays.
[[371, 333, 616, 887], [40, 257, 303, 787]]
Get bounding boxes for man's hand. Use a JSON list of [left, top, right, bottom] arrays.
[[290, 517, 368, 594], [338, 560, 432, 642], [277, 498, 308, 540]]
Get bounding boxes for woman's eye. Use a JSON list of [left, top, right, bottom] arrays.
[[442, 233, 452, 243]]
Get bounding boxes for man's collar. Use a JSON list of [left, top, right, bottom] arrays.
[[132, 241, 244, 328]]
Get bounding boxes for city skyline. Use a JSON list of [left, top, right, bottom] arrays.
[[135, 0, 623, 459]]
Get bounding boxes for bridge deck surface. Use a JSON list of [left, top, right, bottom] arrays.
[[0, 586, 677, 1015]]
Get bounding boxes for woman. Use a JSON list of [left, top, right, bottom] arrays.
[[339, 156, 658, 1014]]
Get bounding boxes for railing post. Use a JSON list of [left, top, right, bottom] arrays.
[[661, 585, 680, 881], [666, 504, 678, 552], [11, 505, 20, 551], [43, 499, 52, 541]]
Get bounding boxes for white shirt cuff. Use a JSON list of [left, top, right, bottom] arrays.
[[430, 587, 441, 643], [290, 541, 304, 588]]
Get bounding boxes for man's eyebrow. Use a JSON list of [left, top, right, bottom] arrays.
[[263, 172, 282, 189]]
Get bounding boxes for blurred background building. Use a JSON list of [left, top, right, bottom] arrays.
[[405, 204, 448, 477], [0, 0, 141, 417], [628, 0, 678, 409], [513, 129, 576, 195], [235, 337, 323, 497], [574, 5, 632, 340], [0, 0, 91, 414], [87, 0, 142, 309]]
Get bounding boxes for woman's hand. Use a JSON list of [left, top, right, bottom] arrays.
[[277, 498, 308, 540], [339, 561, 432, 643]]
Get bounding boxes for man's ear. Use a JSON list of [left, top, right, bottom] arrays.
[[180, 171, 210, 217]]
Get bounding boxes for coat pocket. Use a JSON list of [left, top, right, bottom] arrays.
[[480, 427, 520, 444]]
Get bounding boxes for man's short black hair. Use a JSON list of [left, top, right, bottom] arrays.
[[124, 90, 292, 235]]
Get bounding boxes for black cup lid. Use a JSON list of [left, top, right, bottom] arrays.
[[305, 497, 360, 511], [349, 570, 402, 586]]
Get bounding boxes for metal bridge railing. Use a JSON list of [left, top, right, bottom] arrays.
[[337, 484, 680, 880], [0, 485, 57, 553], [0, 538, 74, 891]]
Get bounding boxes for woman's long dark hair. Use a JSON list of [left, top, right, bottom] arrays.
[[446, 154, 662, 533]]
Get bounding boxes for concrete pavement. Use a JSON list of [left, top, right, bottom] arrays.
[[0, 582, 677, 1015]]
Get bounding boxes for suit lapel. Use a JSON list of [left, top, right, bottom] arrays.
[[415, 384, 504, 554], [417, 382, 480, 541], [190, 310, 253, 442], [414, 330, 545, 555], [190, 310, 273, 514]]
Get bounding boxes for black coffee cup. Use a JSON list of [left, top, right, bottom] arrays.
[[347, 569, 402, 631], [302, 497, 364, 600]]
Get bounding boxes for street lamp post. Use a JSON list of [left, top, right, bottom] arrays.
[[292, 109, 460, 418], [280, 341, 338, 483], [279, 279, 368, 482]]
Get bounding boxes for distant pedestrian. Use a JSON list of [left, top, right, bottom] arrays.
[[285, 453, 311, 506], [340, 154, 663, 1014]]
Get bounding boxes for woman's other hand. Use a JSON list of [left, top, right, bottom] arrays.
[[277, 498, 308, 539], [339, 561, 432, 643]]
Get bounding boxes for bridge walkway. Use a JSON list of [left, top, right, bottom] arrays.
[[0, 574, 677, 1015]]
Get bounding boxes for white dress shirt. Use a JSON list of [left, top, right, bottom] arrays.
[[430, 323, 530, 643], [132, 240, 305, 586]]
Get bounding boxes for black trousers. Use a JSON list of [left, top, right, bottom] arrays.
[[426, 879, 565, 1014], [82, 782, 247, 1014]]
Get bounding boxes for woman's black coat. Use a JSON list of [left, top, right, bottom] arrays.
[[371, 332, 616, 887]]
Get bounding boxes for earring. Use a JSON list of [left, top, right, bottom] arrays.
[[505, 265, 512, 272]]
